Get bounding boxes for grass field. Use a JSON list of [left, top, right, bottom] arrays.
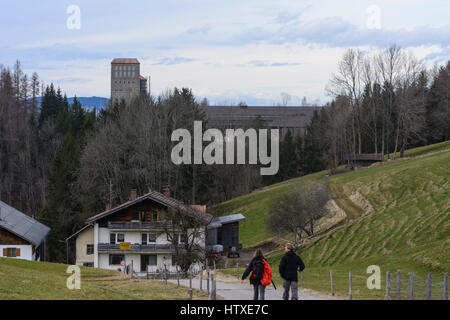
[[215, 140, 450, 299], [0, 258, 208, 300]]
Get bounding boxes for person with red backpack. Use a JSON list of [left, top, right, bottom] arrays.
[[241, 248, 272, 300]]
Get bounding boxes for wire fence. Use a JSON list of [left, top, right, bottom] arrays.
[[307, 269, 448, 300]]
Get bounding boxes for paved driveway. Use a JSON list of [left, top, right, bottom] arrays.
[[168, 279, 323, 300]]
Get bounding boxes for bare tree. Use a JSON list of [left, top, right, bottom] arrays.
[[163, 206, 207, 272], [267, 181, 330, 248]]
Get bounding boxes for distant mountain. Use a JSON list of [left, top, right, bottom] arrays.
[[32, 96, 110, 110]]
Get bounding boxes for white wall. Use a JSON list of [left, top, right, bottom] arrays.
[[0, 245, 33, 260]]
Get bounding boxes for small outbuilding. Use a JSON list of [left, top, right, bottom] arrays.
[[0, 200, 50, 261]]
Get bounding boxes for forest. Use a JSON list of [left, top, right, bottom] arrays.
[[0, 45, 448, 262]]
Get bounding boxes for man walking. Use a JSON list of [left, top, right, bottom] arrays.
[[279, 243, 305, 300]]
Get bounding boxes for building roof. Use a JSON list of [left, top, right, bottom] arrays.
[[111, 58, 140, 64], [0, 200, 50, 246], [86, 191, 212, 225], [65, 224, 93, 242], [202, 105, 324, 129], [211, 213, 246, 225]]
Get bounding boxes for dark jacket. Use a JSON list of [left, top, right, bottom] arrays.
[[279, 251, 305, 282], [242, 256, 265, 285]]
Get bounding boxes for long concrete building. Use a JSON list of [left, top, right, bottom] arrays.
[[202, 105, 322, 135], [110, 58, 323, 134]]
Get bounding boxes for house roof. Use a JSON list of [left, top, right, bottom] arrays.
[[0, 200, 50, 246], [111, 58, 140, 64], [211, 213, 245, 225], [65, 224, 93, 242], [86, 191, 212, 225]]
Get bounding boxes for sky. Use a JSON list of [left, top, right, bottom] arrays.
[[1, 0, 450, 105]]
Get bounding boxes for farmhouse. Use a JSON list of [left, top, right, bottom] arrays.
[[69, 189, 244, 273], [0, 200, 50, 261]]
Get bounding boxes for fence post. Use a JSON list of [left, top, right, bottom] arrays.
[[210, 274, 216, 300], [177, 268, 180, 286], [131, 260, 133, 279], [330, 270, 334, 296], [349, 271, 352, 300], [385, 271, 391, 299], [200, 269, 203, 291], [236, 262, 239, 280], [444, 273, 448, 300], [300, 271, 303, 289], [207, 267, 210, 294], [427, 273, 432, 300], [188, 288, 193, 300], [409, 272, 414, 300], [397, 270, 401, 300], [189, 269, 192, 289]]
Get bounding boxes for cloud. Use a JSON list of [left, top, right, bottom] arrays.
[[275, 11, 302, 24], [233, 16, 450, 49], [186, 24, 212, 34], [247, 60, 301, 67], [152, 57, 196, 66]]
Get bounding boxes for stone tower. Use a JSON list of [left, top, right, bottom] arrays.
[[110, 58, 142, 103]]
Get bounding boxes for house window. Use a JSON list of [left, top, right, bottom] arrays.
[[148, 254, 157, 266], [7, 248, 16, 257], [109, 254, 124, 265], [171, 255, 177, 266], [86, 244, 94, 255], [151, 211, 159, 222], [178, 234, 185, 244], [142, 233, 157, 244], [110, 233, 124, 244]]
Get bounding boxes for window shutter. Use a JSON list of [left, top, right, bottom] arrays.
[[16, 248, 20, 257], [2, 248, 6, 257]]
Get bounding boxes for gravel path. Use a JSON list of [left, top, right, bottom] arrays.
[[168, 279, 323, 300]]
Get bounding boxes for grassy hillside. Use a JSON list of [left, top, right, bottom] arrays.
[[0, 258, 208, 300], [215, 140, 450, 299]]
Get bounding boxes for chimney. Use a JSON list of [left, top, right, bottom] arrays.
[[105, 204, 111, 211], [162, 186, 170, 197], [130, 189, 137, 200]]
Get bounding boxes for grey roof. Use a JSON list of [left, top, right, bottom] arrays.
[[211, 213, 246, 226], [202, 106, 324, 129], [0, 200, 50, 246]]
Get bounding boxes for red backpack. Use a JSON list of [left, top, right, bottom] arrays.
[[260, 259, 272, 286]]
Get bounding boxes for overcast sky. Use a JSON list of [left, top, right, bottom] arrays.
[[1, 0, 449, 105]]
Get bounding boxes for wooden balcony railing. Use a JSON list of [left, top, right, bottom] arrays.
[[97, 243, 183, 253], [107, 221, 181, 231]]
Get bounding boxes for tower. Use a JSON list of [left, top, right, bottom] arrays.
[[110, 58, 141, 103]]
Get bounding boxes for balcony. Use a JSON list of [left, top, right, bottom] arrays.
[[98, 243, 183, 253], [107, 221, 181, 231]]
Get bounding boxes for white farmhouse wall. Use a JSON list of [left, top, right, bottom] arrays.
[[0, 245, 33, 260]]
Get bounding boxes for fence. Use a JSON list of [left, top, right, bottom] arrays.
[[168, 262, 218, 300], [320, 269, 448, 300]]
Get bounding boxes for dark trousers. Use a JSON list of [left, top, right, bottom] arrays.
[[283, 280, 298, 300], [253, 283, 266, 300]]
